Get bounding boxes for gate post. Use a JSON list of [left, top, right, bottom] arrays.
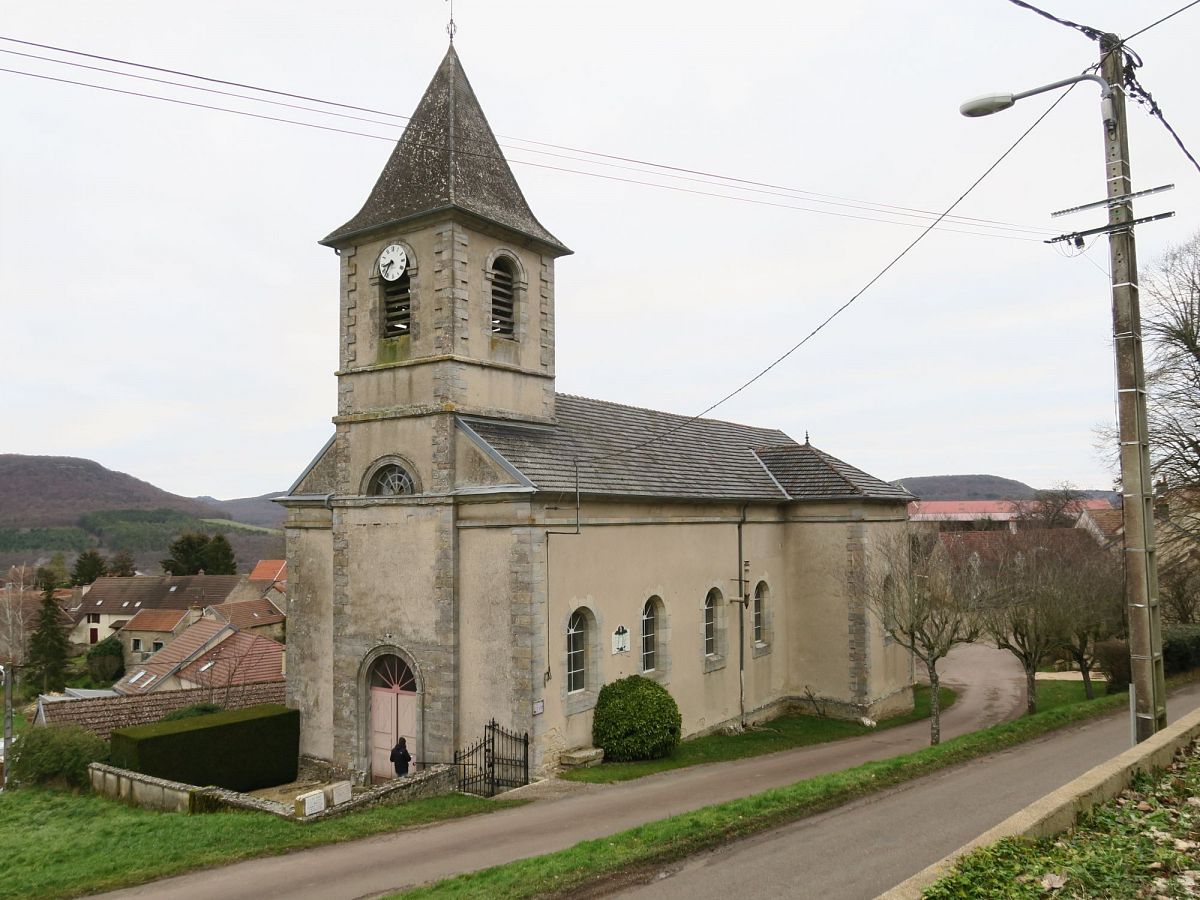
[[486, 718, 496, 797]]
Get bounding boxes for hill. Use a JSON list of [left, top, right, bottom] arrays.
[[196, 493, 286, 528], [0, 455, 283, 574], [894, 474, 1037, 500], [0, 454, 221, 527]]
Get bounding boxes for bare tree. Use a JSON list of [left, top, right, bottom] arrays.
[[1161, 560, 1200, 626], [1012, 482, 1087, 530], [855, 530, 982, 745], [0, 565, 36, 668], [1052, 537, 1125, 700]]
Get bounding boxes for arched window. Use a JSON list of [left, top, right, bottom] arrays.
[[382, 270, 412, 338], [641, 599, 658, 672], [370, 654, 416, 692], [490, 256, 516, 337], [704, 590, 718, 656], [753, 581, 768, 644], [567, 609, 588, 693], [367, 463, 415, 497]]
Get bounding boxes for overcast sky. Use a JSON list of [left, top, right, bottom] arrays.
[[2, 1, 1197, 500]]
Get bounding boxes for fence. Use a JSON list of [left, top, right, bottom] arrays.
[[455, 718, 529, 797]]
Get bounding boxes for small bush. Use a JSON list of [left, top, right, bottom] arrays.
[[160, 703, 223, 722], [86, 635, 125, 682], [592, 675, 681, 762], [9, 724, 108, 789], [1095, 639, 1131, 694], [1162, 625, 1200, 676]]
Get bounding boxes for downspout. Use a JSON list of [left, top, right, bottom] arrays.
[[737, 503, 748, 729]]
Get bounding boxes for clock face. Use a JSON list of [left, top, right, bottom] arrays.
[[378, 244, 408, 282]]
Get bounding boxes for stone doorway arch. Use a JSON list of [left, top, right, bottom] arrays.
[[360, 648, 423, 783]]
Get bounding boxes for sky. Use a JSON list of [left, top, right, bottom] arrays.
[[2, 1, 1198, 500]]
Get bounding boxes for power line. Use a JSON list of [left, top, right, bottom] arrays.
[[0, 64, 1047, 242], [584, 85, 1082, 465], [1003, 0, 1106, 42], [1124, 0, 1200, 42], [0, 34, 1054, 237]]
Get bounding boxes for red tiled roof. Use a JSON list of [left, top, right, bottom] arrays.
[[207, 597, 284, 629], [122, 608, 189, 633], [177, 631, 283, 687], [248, 560, 286, 582], [910, 499, 1112, 521], [115, 619, 230, 694]]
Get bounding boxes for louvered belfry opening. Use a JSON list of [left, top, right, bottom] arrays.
[[383, 272, 411, 338], [490, 258, 515, 337]]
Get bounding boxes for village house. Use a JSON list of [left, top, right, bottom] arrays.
[[280, 45, 915, 781]]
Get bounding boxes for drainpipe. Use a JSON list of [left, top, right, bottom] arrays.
[[737, 503, 748, 729]]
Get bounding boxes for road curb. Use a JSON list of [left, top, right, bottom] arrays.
[[879, 704, 1200, 900]]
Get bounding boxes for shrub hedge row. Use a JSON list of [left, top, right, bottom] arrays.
[[1163, 625, 1200, 676], [592, 675, 681, 761], [110, 703, 298, 791]]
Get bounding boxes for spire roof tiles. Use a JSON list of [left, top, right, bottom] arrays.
[[322, 46, 569, 254]]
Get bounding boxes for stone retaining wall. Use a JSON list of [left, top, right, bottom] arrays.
[[882, 704, 1200, 899], [89, 761, 456, 821]]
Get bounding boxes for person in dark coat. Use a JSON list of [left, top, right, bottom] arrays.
[[389, 737, 412, 777]]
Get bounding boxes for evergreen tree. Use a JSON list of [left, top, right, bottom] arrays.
[[161, 533, 212, 576], [109, 549, 137, 577], [201, 534, 237, 575], [27, 583, 69, 692], [109, 549, 137, 578], [45, 552, 70, 588], [70, 549, 109, 586]]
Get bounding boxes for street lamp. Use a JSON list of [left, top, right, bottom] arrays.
[[960, 38, 1167, 743]]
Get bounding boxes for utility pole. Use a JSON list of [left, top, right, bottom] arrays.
[[1102, 33, 1166, 741]]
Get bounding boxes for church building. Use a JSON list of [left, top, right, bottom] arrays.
[[281, 45, 914, 780]]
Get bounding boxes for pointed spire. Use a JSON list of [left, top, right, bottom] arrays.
[[322, 46, 569, 254]]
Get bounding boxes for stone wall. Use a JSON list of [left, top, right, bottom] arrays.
[[89, 761, 456, 821]]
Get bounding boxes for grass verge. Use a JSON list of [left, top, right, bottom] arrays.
[[563, 685, 956, 784], [0, 789, 522, 900], [399, 689, 1132, 899], [925, 741, 1200, 899]]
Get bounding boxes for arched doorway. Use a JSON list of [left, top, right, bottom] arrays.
[[368, 654, 418, 783]]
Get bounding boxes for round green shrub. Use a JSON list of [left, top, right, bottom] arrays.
[[591, 675, 681, 762], [159, 703, 223, 722], [9, 724, 109, 789]]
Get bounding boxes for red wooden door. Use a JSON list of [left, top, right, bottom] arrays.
[[369, 656, 417, 783]]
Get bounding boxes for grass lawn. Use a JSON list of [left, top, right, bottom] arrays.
[[563, 685, 957, 784], [1036, 679, 1112, 712], [0, 789, 522, 900], [925, 741, 1200, 899]]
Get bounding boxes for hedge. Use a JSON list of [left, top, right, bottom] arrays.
[[110, 703, 298, 792], [1163, 625, 1200, 676], [8, 724, 109, 789]]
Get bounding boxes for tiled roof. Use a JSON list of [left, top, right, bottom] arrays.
[[37, 682, 285, 739], [911, 499, 1113, 519], [122, 608, 189, 634], [177, 632, 284, 687], [940, 528, 1097, 563], [248, 560, 286, 582], [75, 576, 245, 621], [460, 395, 906, 503], [1083, 507, 1125, 539], [207, 597, 285, 630], [321, 46, 569, 254], [753, 444, 912, 501], [115, 619, 231, 694]]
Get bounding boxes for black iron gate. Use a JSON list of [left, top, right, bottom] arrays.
[[455, 718, 529, 797]]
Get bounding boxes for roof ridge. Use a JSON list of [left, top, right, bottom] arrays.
[[805, 444, 868, 497]]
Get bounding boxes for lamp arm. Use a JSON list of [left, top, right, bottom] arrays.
[[1012, 73, 1111, 102]]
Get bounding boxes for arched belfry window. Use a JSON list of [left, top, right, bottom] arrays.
[[490, 256, 516, 337], [367, 463, 415, 497], [382, 270, 412, 338]]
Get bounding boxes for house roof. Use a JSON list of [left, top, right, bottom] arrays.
[[176, 631, 284, 687], [321, 45, 569, 254], [206, 597, 285, 629], [940, 527, 1097, 563], [460, 395, 908, 503], [910, 498, 1113, 521], [121, 608, 189, 634], [114, 618, 231, 694], [1080, 507, 1125, 541], [248, 560, 286, 583], [74, 575, 244, 621]]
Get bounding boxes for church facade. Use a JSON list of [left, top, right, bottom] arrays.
[[281, 46, 914, 780]]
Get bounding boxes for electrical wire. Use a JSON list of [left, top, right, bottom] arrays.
[[1124, 0, 1200, 42], [0, 64, 1048, 242], [1003, 0, 1106, 42], [0, 34, 1054, 237], [583, 85, 1082, 465]]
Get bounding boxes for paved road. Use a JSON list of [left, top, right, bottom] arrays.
[[97, 645, 1028, 900], [617, 681, 1200, 900]]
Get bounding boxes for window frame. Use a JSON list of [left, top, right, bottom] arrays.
[[641, 600, 657, 673], [566, 610, 587, 694], [704, 593, 716, 657], [152, 640, 164, 652], [489, 255, 517, 338], [379, 259, 413, 340]]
